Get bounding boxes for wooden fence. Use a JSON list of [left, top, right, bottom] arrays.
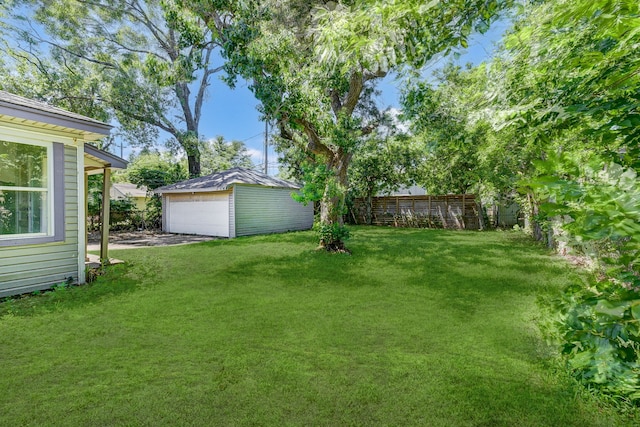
[[350, 194, 480, 230]]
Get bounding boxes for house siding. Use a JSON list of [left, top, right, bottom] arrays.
[[0, 145, 79, 297], [234, 185, 314, 237]]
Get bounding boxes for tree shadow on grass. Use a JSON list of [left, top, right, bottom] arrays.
[[201, 231, 627, 426], [218, 227, 576, 349], [89, 227, 579, 315], [353, 227, 580, 284]]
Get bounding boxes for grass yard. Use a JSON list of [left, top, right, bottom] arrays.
[[1, 227, 638, 426]]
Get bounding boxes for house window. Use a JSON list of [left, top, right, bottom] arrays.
[[0, 140, 50, 236], [0, 140, 60, 242]]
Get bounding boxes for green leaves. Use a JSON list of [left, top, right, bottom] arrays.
[[313, 221, 350, 246], [199, 136, 253, 175], [532, 155, 640, 247], [2, 0, 229, 176], [125, 152, 188, 191], [548, 277, 640, 401], [309, 0, 509, 72], [492, 1, 640, 403], [531, 153, 640, 402], [594, 300, 632, 318], [292, 163, 340, 206], [347, 132, 423, 206], [400, 64, 497, 196], [499, 0, 640, 169]]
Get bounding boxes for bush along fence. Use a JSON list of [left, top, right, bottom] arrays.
[[350, 195, 480, 230]]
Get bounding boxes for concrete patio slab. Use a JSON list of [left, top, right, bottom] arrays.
[[87, 231, 219, 251]]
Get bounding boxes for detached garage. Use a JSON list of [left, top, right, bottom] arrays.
[[155, 167, 314, 238]]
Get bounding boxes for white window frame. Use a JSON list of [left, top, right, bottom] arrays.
[[0, 137, 64, 247]]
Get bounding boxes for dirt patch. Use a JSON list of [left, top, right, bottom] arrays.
[[88, 230, 220, 250]]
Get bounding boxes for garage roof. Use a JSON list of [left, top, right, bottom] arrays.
[[155, 167, 301, 194]]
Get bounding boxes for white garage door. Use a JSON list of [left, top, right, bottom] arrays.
[[166, 193, 229, 237]]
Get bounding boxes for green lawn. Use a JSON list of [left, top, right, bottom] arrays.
[[1, 227, 637, 426]]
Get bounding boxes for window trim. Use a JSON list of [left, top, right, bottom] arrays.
[[0, 141, 65, 247]]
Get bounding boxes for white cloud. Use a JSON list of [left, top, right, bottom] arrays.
[[246, 148, 263, 165], [384, 107, 410, 135]]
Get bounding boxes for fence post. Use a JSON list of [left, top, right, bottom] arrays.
[[384, 197, 387, 223], [477, 200, 485, 230], [411, 197, 416, 227], [445, 195, 449, 228], [462, 194, 466, 229]]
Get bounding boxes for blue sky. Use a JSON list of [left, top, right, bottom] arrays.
[[127, 20, 510, 174]]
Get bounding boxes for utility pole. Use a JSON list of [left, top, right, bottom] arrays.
[[264, 121, 269, 175]]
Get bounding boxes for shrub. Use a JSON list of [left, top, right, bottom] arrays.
[[313, 222, 350, 251], [545, 278, 640, 403], [530, 154, 640, 403]]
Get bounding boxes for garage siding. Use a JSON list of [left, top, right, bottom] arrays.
[[0, 145, 79, 297], [233, 185, 314, 237], [228, 191, 236, 238]]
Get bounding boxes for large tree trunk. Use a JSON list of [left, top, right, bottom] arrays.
[[177, 81, 203, 178], [318, 151, 351, 252], [319, 186, 346, 228], [526, 192, 544, 241], [187, 154, 201, 178], [179, 130, 201, 178]]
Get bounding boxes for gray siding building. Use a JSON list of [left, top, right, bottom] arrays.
[[156, 168, 314, 238], [0, 91, 125, 297]]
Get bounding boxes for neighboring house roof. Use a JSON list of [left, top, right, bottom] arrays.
[[156, 167, 301, 194], [0, 90, 111, 141], [111, 183, 148, 200]]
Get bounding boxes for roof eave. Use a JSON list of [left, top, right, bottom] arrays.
[[0, 102, 112, 140], [156, 183, 300, 194], [154, 187, 228, 195], [232, 182, 301, 190], [84, 144, 128, 169]]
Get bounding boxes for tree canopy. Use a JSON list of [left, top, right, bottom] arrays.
[[199, 136, 254, 175], [186, 0, 509, 249], [2, 0, 234, 176]]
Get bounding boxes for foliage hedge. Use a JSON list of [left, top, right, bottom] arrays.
[[532, 155, 640, 404]]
